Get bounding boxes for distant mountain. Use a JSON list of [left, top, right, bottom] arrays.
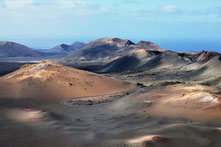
[[0, 41, 41, 57], [64, 37, 165, 62], [50, 44, 76, 53], [70, 41, 87, 49]]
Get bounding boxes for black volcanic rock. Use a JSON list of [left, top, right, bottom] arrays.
[[0, 41, 41, 57], [70, 42, 87, 49], [51, 44, 76, 53]]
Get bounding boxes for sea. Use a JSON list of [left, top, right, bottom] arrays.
[[152, 39, 221, 53]]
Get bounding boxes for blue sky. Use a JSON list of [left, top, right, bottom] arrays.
[[0, 0, 220, 51]]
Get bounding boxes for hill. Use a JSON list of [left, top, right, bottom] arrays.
[[100, 50, 192, 72], [195, 51, 220, 62], [0, 41, 41, 57], [65, 38, 136, 61], [136, 41, 166, 52], [63, 38, 165, 63], [0, 62, 134, 104], [140, 51, 192, 70], [186, 55, 221, 88], [70, 41, 87, 49], [50, 44, 76, 53], [100, 49, 155, 72]]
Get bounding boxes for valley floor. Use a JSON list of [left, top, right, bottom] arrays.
[[0, 82, 221, 146]]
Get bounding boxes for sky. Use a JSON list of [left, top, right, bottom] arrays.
[[0, 0, 220, 52]]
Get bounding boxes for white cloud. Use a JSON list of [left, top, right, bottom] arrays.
[[0, 0, 110, 18], [161, 5, 179, 13], [130, 4, 221, 18], [4, 0, 34, 7], [129, 5, 181, 17], [0, 0, 111, 39]]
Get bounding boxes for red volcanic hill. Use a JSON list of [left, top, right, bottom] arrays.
[[0, 41, 41, 57], [0, 62, 134, 104], [136, 41, 166, 52]]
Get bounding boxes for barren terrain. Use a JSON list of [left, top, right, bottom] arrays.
[[0, 38, 221, 147], [0, 61, 221, 147]]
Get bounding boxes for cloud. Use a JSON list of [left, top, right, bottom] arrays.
[[130, 4, 181, 17], [160, 5, 179, 13], [130, 4, 221, 18], [0, 0, 112, 39], [0, 0, 110, 18], [122, 0, 137, 4], [208, 7, 221, 17]]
